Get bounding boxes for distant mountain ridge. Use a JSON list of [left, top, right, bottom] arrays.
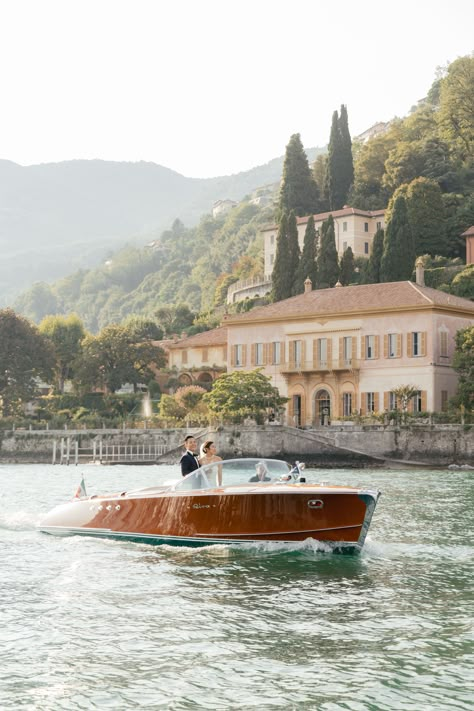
[[0, 147, 324, 304]]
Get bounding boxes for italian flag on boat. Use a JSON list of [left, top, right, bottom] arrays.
[[74, 476, 87, 499]]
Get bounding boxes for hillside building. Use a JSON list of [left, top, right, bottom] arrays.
[[166, 327, 228, 390], [462, 225, 474, 264], [223, 265, 474, 426], [262, 206, 385, 277], [212, 199, 237, 218]]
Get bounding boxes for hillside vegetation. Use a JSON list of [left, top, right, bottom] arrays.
[[13, 54, 474, 327]]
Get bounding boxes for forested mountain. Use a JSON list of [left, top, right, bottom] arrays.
[[0, 149, 323, 305], [11, 54, 474, 327], [14, 200, 274, 332]]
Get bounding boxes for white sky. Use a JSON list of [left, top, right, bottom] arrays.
[[0, 0, 472, 178]]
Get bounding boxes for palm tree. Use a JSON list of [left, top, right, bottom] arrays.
[[391, 385, 419, 423]]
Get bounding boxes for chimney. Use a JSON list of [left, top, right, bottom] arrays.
[[304, 277, 312, 293], [415, 257, 425, 286]]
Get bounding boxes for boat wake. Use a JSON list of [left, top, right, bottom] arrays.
[[0, 510, 39, 531]]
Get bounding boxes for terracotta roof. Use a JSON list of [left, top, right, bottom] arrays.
[[461, 226, 474, 237], [261, 207, 386, 232], [225, 282, 474, 323], [168, 326, 228, 349]]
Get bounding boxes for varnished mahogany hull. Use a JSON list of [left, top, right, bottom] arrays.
[[39, 485, 379, 551]]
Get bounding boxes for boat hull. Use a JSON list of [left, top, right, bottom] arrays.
[[39, 485, 379, 552]]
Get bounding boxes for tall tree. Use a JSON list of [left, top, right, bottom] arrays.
[[39, 314, 86, 393], [279, 133, 320, 217], [338, 104, 355, 198], [405, 177, 447, 256], [287, 211, 301, 296], [326, 106, 354, 210], [339, 246, 355, 286], [203, 370, 287, 424], [271, 213, 292, 302], [316, 216, 339, 289], [438, 55, 474, 159], [295, 216, 318, 294], [312, 154, 329, 211], [452, 326, 474, 411], [364, 228, 384, 283], [121, 315, 164, 342], [0, 309, 54, 416], [73, 325, 165, 394], [380, 196, 416, 282]]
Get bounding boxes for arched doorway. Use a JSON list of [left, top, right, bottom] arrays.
[[197, 372, 213, 391], [315, 389, 331, 426]]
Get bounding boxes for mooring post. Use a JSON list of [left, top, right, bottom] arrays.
[[74, 441, 78, 465], [60, 438, 65, 465], [52, 439, 57, 465]]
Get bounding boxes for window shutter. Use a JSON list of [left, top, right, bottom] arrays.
[[280, 342, 285, 365], [327, 339, 333, 368], [242, 344, 247, 366], [383, 392, 389, 410], [289, 340, 295, 368], [300, 394, 306, 425], [251, 344, 256, 366], [421, 332, 427, 357], [301, 341, 306, 370], [339, 337, 343, 364], [440, 331, 448, 357], [374, 392, 380, 412], [313, 340, 318, 368], [384, 335, 388, 358], [397, 334, 402, 358], [361, 336, 365, 359], [360, 392, 367, 415], [407, 333, 413, 357], [352, 337, 357, 362], [375, 335, 380, 359], [421, 390, 427, 412], [263, 343, 268, 365], [288, 396, 294, 419], [230, 346, 236, 367]]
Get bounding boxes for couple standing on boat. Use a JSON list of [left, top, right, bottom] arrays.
[[180, 435, 223, 484]]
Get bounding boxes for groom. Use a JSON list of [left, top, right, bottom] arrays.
[[180, 435, 200, 476]]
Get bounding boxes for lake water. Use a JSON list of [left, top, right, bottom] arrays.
[[1, 463, 473, 710]]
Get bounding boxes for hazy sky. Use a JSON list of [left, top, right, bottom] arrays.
[[0, 0, 472, 178]]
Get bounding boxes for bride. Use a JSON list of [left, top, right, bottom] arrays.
[[198, 440, 223, 486]]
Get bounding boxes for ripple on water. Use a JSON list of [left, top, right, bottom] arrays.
[[0, 464, 473, 710]]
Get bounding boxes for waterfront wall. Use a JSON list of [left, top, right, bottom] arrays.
[[0, 424, 472, 467]]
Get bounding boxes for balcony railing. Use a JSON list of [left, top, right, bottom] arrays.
[[279, 359, 360, 374]]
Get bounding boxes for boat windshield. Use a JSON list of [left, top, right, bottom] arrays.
[[173, 458, 292, 491]]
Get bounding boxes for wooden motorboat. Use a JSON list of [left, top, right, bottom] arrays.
[[39, 458, 380, 552]]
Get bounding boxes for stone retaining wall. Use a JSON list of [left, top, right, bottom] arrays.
[[0, 424, 472, 467]]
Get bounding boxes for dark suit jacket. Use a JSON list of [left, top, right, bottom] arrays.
[[180, 451, 200, 476]]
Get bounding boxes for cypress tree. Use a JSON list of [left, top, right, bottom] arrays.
[[326, 105, 354, 210], [406, 177, 447, 256], [271, 213, 292, 302], [316, 215, 339, 289], [295, 215, 318, 294], [380, 196, 416, 282], [338, 104, 354, 199], [365, 227, 384, 283], [287, 211, 301, 296], [279, 133, 320, 217], [339, 246, 355, 286], [312, 155, 329, 212]]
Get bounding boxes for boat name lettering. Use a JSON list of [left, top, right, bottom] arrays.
[[192, 503, 211, 509]]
